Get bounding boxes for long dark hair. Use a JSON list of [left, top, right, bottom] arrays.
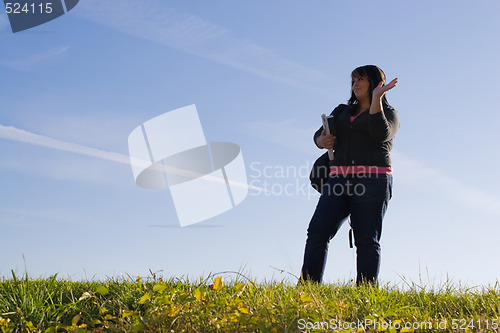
[[347, 65, 390, 112]]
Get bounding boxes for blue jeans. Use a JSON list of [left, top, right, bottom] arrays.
[[301, 174, 393, 284]]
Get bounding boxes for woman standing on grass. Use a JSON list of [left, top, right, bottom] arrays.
[[300, 65, 399, 285]]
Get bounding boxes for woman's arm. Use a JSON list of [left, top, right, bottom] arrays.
[[369, 78, 399, 142], [370, 78, 398, 115]]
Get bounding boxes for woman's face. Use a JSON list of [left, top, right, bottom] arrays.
[[351, 76, 370, 102]]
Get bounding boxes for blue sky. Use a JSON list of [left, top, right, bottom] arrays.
[[1, 0, 500, 287]]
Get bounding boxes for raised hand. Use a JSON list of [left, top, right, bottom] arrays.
[[373, 78, 398, 100]]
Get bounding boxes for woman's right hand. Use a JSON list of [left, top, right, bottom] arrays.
[[317, 129, 335, 149]]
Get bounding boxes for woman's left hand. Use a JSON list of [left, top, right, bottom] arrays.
[[373, 78, 398, 100]]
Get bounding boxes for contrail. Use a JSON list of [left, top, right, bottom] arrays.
[[0, 124, 264, 193], [0, 124, 131, 165]]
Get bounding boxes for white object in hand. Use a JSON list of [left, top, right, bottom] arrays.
[[321, 114, 334, 160]]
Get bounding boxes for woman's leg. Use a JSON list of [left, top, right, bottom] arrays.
[[301, 177, 349, 283], [349, 175, 392, 285]]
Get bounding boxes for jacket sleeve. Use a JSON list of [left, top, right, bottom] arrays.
[[369, 105, 400, 142], [313, 126, 323, 148]]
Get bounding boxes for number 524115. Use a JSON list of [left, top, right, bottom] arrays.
[[5, 2, 53, 14]]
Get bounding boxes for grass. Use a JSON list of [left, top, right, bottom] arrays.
[[1, 271, 500, 332]]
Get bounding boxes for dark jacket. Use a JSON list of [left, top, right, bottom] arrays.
[[314, 104, 399, 167]]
